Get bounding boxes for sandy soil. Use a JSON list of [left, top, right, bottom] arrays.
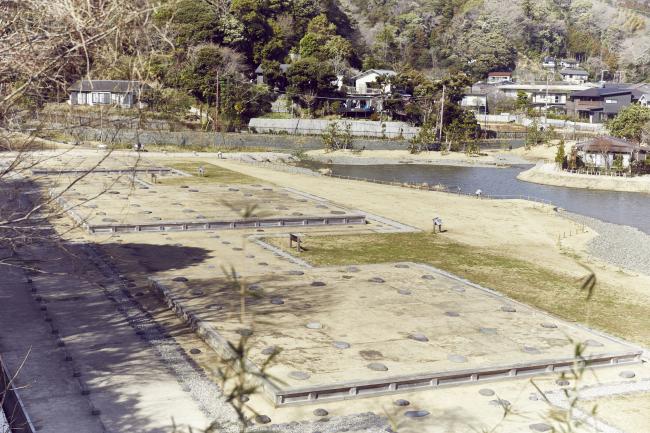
[[147, 155, 650, 309], [580, 392, 650, 432], [34, 148, 650, 432], [305, 148, 524, 166], [519, 162, 650, 194], [509, 142, 565, 161], [304, 142, 570, 167]]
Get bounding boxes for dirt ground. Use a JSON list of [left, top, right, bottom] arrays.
[[19, 148, 650, 433]]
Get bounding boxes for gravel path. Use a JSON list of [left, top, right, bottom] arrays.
[[252, 413, 388, 433], [83, 244, 241, 431], [560, 211, 650, 276]]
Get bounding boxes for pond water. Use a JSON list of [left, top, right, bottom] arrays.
[[329, 164, 650, 234]]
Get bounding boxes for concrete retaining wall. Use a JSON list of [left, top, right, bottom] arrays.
[[55, 125, 413, 151], [248, 118, 420, 139], [478, 114, 605, 132], [1, 357, 35, 433]]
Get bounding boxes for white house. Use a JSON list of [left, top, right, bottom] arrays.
[[542, 57, 556, 69], [575, 136, 647, 169], [560, 68, 589, 84], [461, 93, 488, 114], [487, 71, 512, 84], [68, 80, 149, 108], [560, 59, 580, 68], [640, 94, 650, 107], [497, 82, 595, 112], [351, 69, 396, 94]]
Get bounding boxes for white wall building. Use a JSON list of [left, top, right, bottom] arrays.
[[487, 71, 512, 84], [542, 57, 556, 69], [575, 136, 647, 169], [68, 80, 148, 108], [461, 93, 488, 114], [640, 94, 650, 107], [497, 82, 595, 111], [560, 68, 589, 84], [351, 69, 396, 94]]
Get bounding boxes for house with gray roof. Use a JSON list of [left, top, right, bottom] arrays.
[[68, 80, 149, 108], [567, 85, 643, 123], [560, 68, 589, 84], [542, 57, 556, 69], [574, 136, 647, 169], [254, 64, 290, 85], [497, 82, 595, 113]]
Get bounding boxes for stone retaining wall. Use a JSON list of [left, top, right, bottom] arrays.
[[248, 118, 420, 139], [50, 125, 413, 151]]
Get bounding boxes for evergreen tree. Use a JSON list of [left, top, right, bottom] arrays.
[[555, 139, 566, 168]]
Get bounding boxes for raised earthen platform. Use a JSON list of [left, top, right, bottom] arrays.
[[151, 262, 643, 406], [51, 178, 367, 234]]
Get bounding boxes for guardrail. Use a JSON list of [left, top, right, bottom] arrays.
[[1, 356, 36, 433]]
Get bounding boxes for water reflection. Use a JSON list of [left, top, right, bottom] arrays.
[[330, 164, 650, 234]]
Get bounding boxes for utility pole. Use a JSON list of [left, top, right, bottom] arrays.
[[215, 70, 220, 134], [545, 73, 550, 113], [438, 84, 446, 144]]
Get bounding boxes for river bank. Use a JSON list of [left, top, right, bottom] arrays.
[[303, 143, 566, 167], [304, 148, 526, 167], [155, 152, 650, 279], [518, 162, 650, 194], [560, 210, 650, 276]]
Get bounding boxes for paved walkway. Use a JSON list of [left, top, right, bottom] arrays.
[[0, 239, 218, 433], [0, 265, 104, 433]]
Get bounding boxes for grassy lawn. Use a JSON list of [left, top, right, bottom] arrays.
[[267, 232, 650, 346], [161, 161, 261, 185]]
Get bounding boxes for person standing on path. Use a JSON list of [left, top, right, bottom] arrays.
[[433, 217, 443, 233]]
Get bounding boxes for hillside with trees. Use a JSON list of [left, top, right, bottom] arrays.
[[345, 0, 650, 81], [3, 0, 650, 135]]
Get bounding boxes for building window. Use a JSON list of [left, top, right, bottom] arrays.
[[605, 99, 618, 104], [92, 92, 110, 104]]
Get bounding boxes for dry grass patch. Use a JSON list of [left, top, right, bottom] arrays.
[[161, 161, 262, 185], [267, 232, 650, 346]]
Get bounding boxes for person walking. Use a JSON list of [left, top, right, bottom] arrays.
[[475, 188, 482, 199], [433, 217, 443, 233]]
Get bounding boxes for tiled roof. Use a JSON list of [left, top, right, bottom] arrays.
[[560, 68, 588, 75], [575, 136, 644, 153], [68, 80, 149, 93], [570, 86, 640, 98]]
